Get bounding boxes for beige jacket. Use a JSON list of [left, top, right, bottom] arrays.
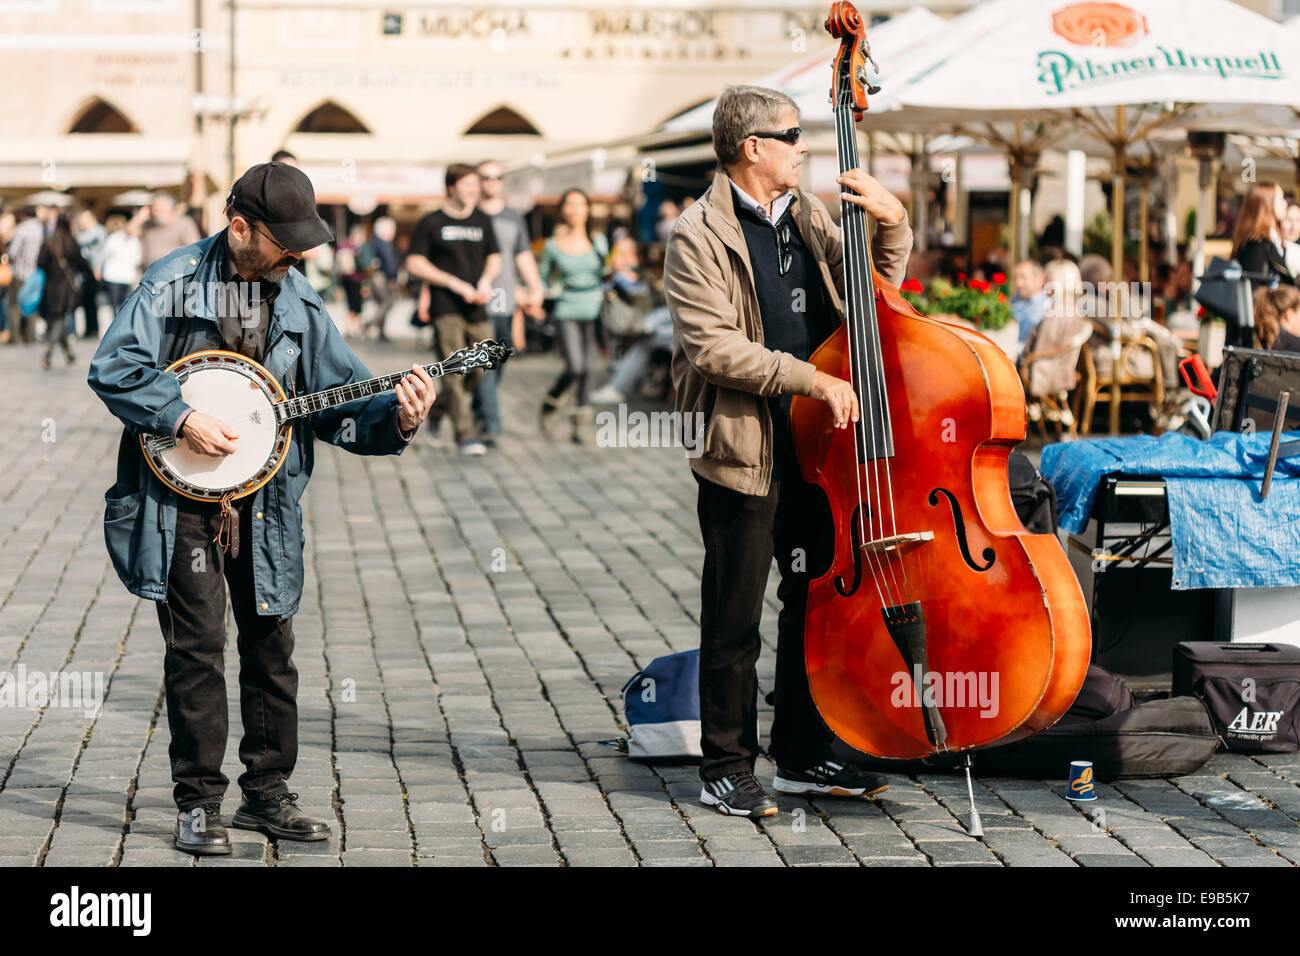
[[665, 168, 912, 496]]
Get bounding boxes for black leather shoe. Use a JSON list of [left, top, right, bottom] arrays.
[[231, 792, 331, 841], [174, 802, 232, 855]]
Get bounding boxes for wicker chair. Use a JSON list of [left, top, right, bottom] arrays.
[[1076, 333, 1165, 435], [1018, 325, 1093, 441]]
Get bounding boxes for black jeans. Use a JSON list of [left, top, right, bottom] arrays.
[[155, 497, 298, 811], [694, 418, 836, 781]]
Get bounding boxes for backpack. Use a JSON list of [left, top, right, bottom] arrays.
[[1008, 451, 1059, 535], [620, 649, 702, 763]]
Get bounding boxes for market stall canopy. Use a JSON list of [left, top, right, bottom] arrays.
[[0, 136, 189, 190]]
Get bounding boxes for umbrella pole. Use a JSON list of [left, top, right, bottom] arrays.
[[1008, 156, 1020, 268], [1139, 178, 1149, 285], [1109, 106, 1125, 437]]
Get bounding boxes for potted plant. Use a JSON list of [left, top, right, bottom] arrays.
[[899, 272, 1020, 359]]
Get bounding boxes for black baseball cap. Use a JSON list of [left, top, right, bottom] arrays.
[[227, 162, 333, 252]]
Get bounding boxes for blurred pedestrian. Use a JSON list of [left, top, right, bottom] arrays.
[[0, 209, 14, 344], [472, 159, 544, 445], [656, 200, 680, 243], [138, 193, 201, 268], [99, 213, 142, 316], [405, 164, 501, 455], [1232, 182, 1294, 347], [336, 223, 369, 336], [7, 204, 52, 344], [590, 237, 669, 405], [538, 187, 607, 443], [37, 214, 92, 369], [363, 216, 400, 340], [75, 208, 107, 339], [1281, 199, 1300, 279]]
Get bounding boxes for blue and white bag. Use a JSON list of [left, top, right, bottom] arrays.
[[18, 267, 44, 317], [621, 649, 702, 763]]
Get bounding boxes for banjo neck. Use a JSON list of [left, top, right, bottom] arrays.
[[272, 338, 511, 425], [275, 359, 453, 424]]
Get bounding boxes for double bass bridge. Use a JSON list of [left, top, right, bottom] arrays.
[[860, 531, 934, 559]]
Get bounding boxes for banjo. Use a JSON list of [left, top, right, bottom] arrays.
[[142, 339, 512, 504]]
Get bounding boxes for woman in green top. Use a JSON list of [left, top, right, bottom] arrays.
[[538, 188, 608, 442]]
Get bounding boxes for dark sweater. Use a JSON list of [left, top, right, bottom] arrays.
[[733, 194, 835, 462]]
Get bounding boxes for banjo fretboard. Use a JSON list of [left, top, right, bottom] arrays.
[[273, 341, 509, 425]]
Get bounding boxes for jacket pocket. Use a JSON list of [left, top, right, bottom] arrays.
[[103, 485, 144, 585], [703, 392, 749, 466]]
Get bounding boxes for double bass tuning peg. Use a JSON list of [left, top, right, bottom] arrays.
[[857, 40, 882, 95]]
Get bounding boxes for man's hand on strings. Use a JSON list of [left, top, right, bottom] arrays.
[[396, 364, 437, 432], [837, 168, 906, 225], [810, 370, 861, 430]]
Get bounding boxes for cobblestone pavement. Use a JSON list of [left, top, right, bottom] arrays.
[[1, 320, 1299, 868]]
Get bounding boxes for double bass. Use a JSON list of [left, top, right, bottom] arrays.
[[790, 3, 1091, 775]]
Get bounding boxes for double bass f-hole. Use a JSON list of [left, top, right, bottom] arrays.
[[833, 502, 870, 597], [928, 487, 995, 572]]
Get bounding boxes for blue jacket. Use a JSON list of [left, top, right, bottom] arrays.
[[87, 231, 412, 616]]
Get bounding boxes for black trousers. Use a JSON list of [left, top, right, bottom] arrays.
[[155, 497, 298, 811], [694, 416, 836, 781], [547, 319, 599, 407]]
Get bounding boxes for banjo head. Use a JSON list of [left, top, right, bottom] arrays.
[[141, 351, 290, 502]]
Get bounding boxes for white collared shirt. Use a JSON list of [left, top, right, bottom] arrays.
[[731, 182, 794, 226]]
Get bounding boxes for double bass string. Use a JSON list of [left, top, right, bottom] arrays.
[[835, 80, 911, 608], [833, 86, 901, 611]]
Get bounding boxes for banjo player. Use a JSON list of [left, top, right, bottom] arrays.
[[87, 162, 437, 855]]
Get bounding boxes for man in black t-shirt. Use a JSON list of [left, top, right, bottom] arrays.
[[406, 164, 501, 454]]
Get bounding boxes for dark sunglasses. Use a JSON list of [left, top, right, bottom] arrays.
[[774, 220, 793, 275], [251, 221, 292, 257], [748, 126, 802, 145]]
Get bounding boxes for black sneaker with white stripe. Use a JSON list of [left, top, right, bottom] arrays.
[[700, 770, 779, 817], [773, 760, 890, 797]]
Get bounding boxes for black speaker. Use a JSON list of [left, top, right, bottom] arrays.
[[1091, 566, 1218, 690]]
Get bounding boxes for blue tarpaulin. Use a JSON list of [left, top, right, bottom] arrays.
[[1040, 432, 1300, 590]]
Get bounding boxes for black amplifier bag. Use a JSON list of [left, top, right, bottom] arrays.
[[971, 697, 1219, 780], [1173, 642, 1300, 754], [836, 665, 1217, 780]]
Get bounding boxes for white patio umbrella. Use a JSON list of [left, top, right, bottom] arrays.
[[894, 0, 1300, 272], [661, 7, 947, 135], [882, 0, 1300, 433]]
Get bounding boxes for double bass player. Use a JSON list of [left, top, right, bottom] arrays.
[[664, 85, 912, 817]]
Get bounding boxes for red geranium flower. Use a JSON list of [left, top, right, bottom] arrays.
[[992, 271, 1007, 285], [901, 278, 924, 294], [970, 278, 991, 293], [998, 292, 1008, 303], [957, 272, 968, 282]]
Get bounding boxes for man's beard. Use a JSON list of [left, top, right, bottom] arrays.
[[231, 239, 293, 284]]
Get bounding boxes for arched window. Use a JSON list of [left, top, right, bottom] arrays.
[[294, 101, 370, 134], [69, 98, 138, 134], [463, 106, 540, 136]]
